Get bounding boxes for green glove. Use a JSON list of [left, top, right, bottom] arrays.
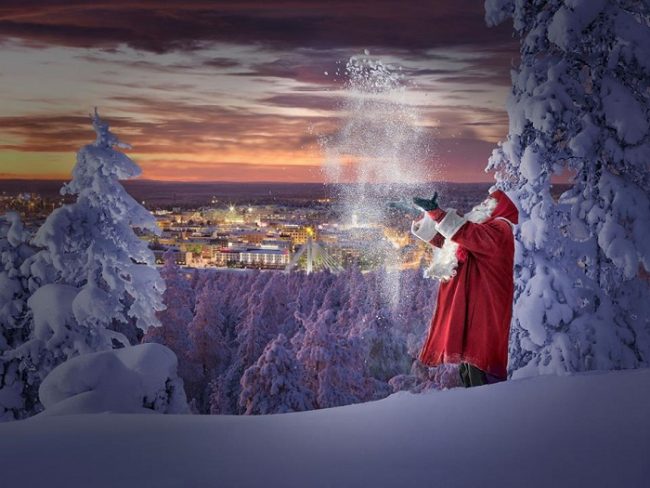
[[413, 192, 439, 211]]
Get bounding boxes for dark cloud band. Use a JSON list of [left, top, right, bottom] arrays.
[[0, 0, 515, 53]]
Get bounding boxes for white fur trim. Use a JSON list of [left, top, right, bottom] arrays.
[[435, 210, 466, 239], [410, 211, 438, 243], [424, 240, 460, 281], [423, 197, 498, 282], [494, 216, 515, 228]]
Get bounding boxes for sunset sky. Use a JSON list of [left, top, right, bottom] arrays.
[[0, 1, 518, 183]]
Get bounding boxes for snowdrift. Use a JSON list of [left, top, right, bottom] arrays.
[[1, 368, 648, 488], [39, 343, 189, 416]]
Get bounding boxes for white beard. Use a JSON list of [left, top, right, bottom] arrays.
[[424, 197, 498, 282]]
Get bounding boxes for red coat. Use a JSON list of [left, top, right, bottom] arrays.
[[418, 190, 518, 380]]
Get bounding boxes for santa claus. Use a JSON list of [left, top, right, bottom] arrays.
[[410, 190, 518, 387]]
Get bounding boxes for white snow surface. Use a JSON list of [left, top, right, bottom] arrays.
[[1, 368, 648, 488], [28, 283, 79, 344], [38, 343, 189, 416]]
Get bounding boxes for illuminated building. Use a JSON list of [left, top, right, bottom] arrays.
[[239, 248, 290, 269], [279, 224, 316, 247]]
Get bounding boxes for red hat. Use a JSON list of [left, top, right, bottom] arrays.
[[489, 190, 519, 225]]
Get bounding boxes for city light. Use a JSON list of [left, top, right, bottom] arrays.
[[5, 188, 429, 273]]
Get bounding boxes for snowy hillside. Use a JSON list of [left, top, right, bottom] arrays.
[[1, 368, 648, 488]]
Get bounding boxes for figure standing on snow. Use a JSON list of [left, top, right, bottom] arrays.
[[410, 190, 518, 387]]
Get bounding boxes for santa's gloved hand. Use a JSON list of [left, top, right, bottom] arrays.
[[388, 200, 422, 218], [413, 192, 439, 211]]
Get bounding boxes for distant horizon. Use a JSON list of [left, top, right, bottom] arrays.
[[0, 177, 498, 208], [0, 177, 496, 186]]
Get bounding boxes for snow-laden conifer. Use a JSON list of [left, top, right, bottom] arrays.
[[7, 110, 168, 418], [239, 333, 314, 414], [144, 248, 199, 398], [0, 213, 34, 420], [185, 279, 230, 409], [31, 109, 165, 336], [486, 0, 650, 375], [296, 309, 368, 408]]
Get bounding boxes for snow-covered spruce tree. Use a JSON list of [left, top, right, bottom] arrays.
[[486, 0, 650, 376], [33, 109, 165, 338], [144, 248, 200, 400], [289, 272, 338, 353], [239, 333, 315, 414], [0, 213, 35, 421], [346, 273, 410, 384], [145, 249, 195, 351], [0, 213, 33, 352], [354, 301, 410, 383], [396, 269, 436, 359], [185, 279, 229, 410], [9, 110, 167, 417], [212, 271, 280, 414], [296, 308, 368, 409]]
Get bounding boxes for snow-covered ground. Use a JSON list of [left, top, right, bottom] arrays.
[[1, 368, 648, 488]]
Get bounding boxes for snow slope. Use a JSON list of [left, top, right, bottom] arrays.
[[1, 369, 648, 488]]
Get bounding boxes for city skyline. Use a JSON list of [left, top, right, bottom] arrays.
[[0, 1, 518, 183]]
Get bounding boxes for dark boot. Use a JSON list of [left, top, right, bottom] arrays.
[[458, 362, 488, 388]]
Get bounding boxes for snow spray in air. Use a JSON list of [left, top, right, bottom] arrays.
[[321, 52, 437, 307]]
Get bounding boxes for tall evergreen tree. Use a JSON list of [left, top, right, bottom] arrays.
[[486, 0, 650, 376], [0, 213, 34, 420], [239, 333, 315, 414], [186, 280, 229, 410], [0, 213, 33, 352], [7, 110, 167, 418], [31, 108, 165, 337], [296, 309, 368, 408], [144, 248, 199, 399]]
